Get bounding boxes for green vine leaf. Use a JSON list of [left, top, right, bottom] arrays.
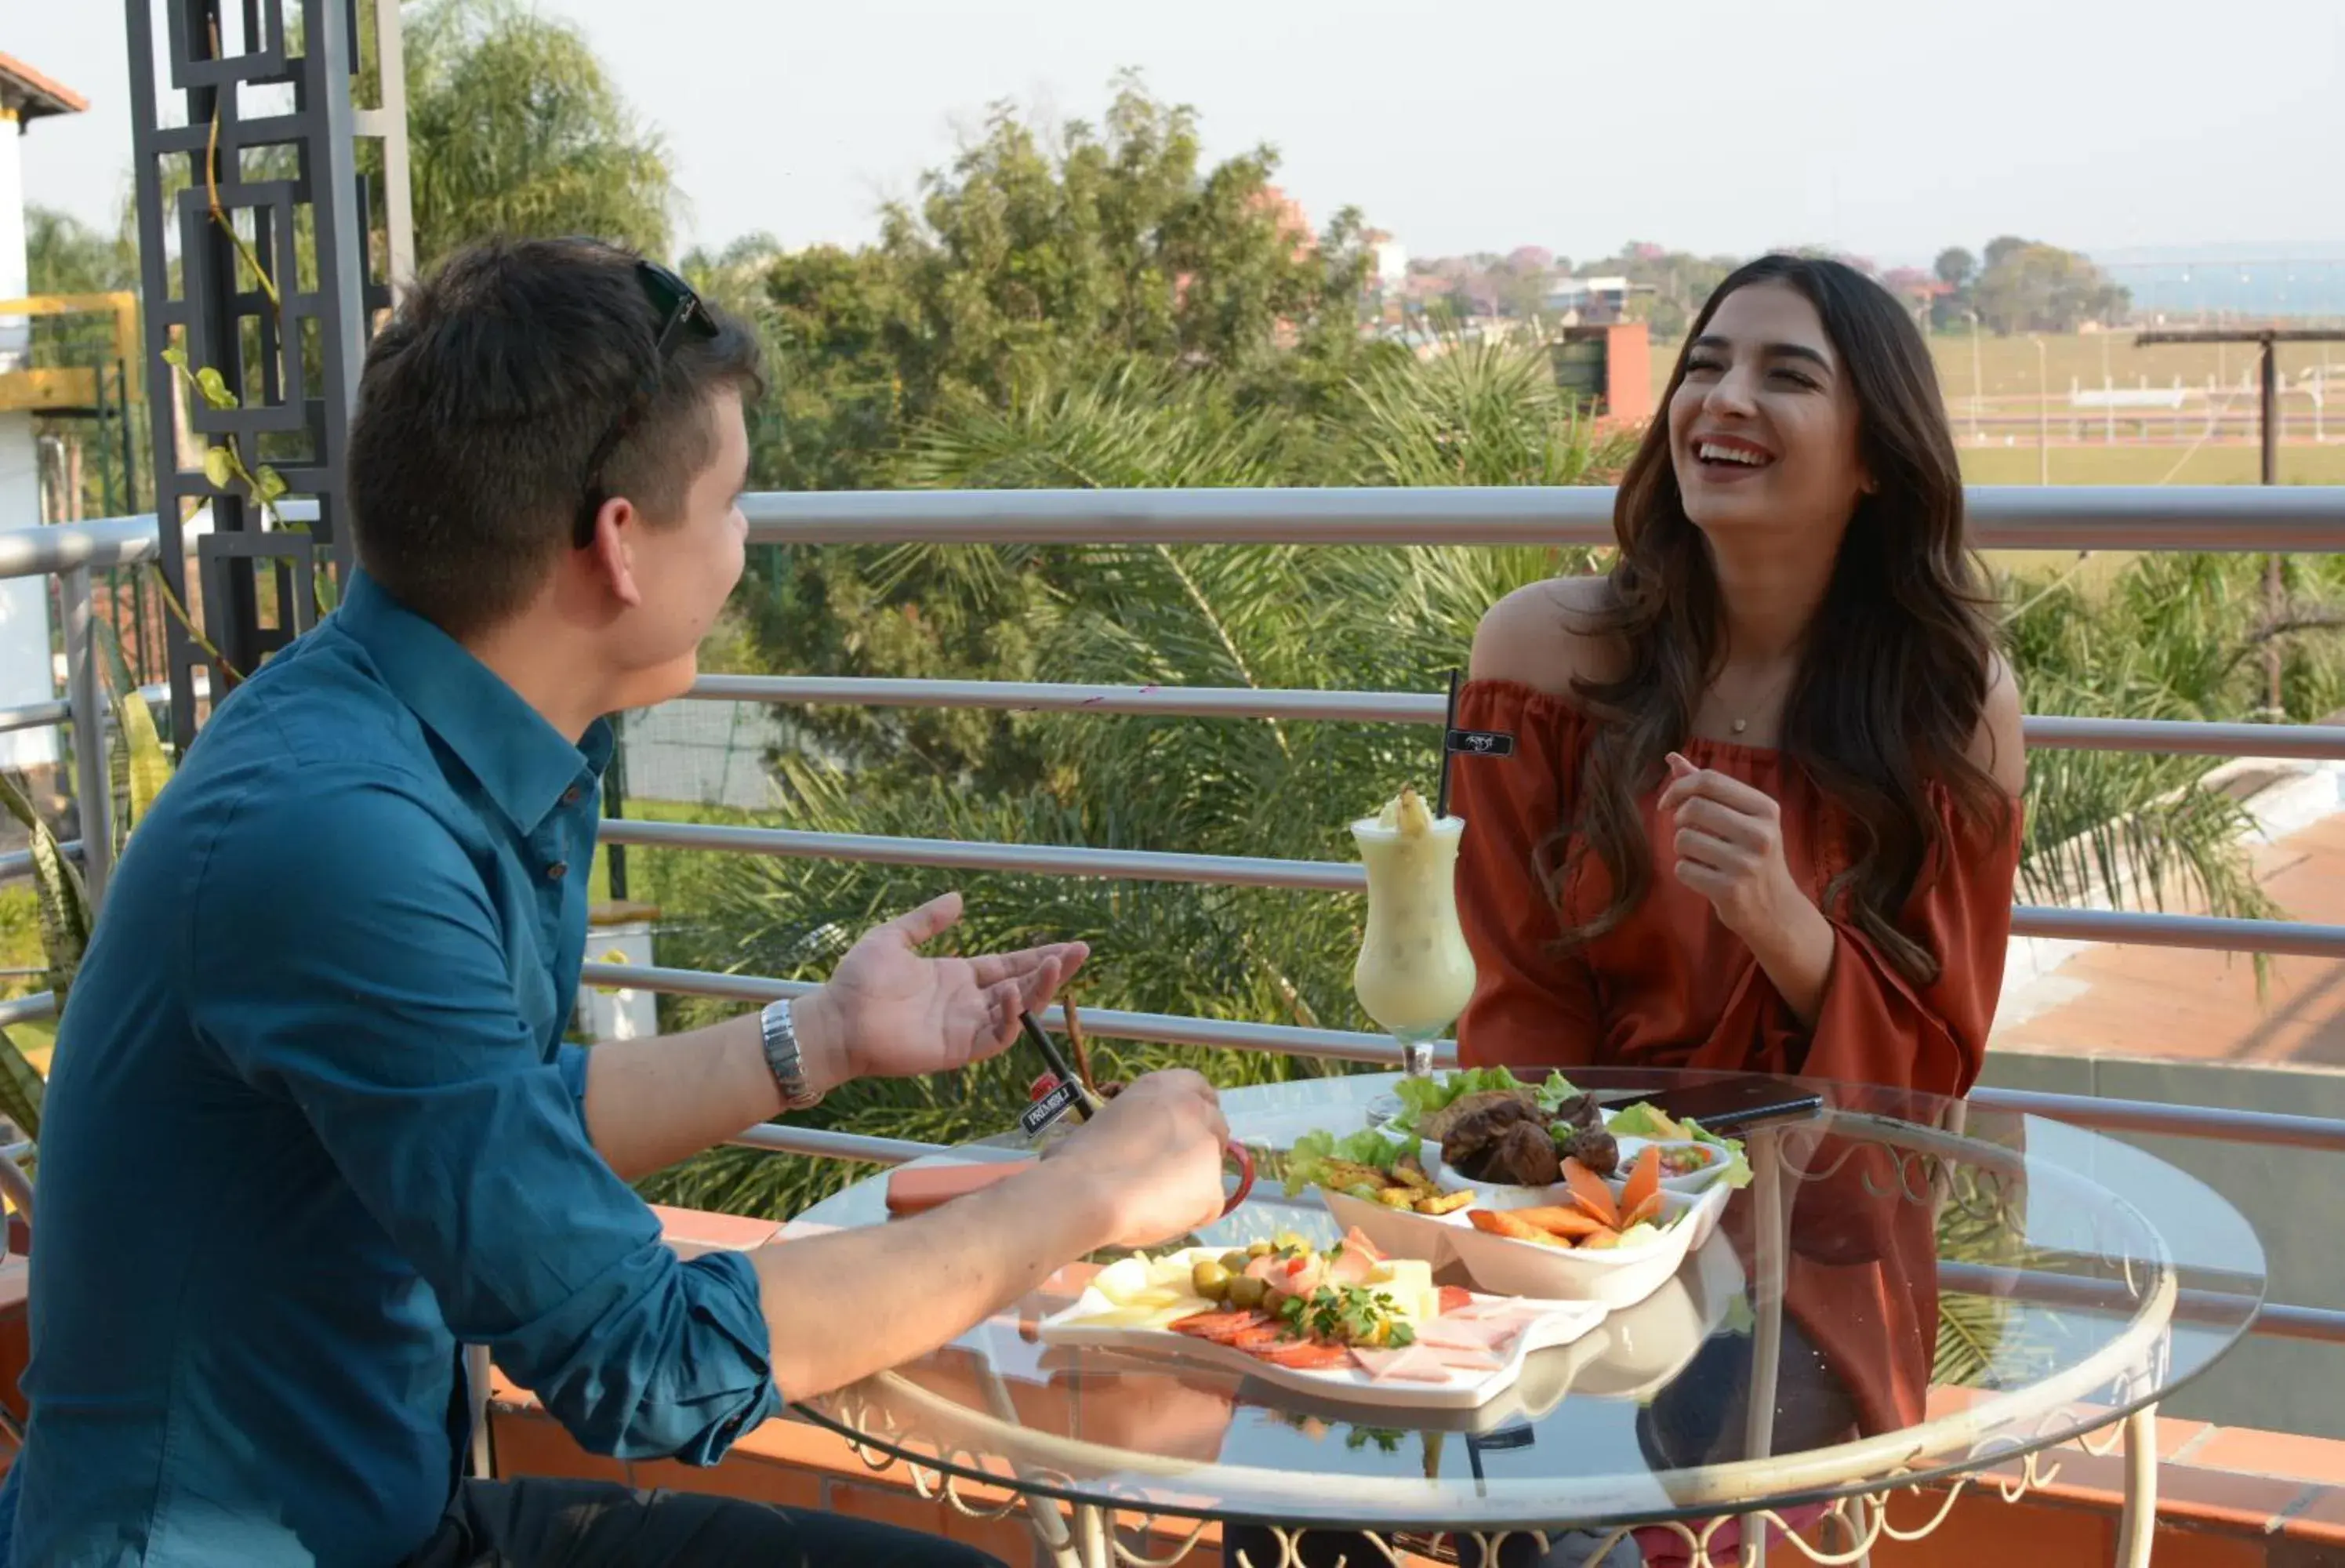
[[160, 344, 188, 372], [252, 465, 289, 505], [0, 1026, 44, 1144], [201, 447, 234, 490], [194, 366, 238, 410]]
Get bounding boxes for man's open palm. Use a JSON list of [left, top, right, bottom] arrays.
[[822, 892, 1090, 1080]]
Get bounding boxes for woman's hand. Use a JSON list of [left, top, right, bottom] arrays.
[[1660, 753, 1803, 938], [1660, 753, 1835, 1024]]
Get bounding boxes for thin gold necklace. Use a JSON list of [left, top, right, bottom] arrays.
[[1712, 662, 1796, 735]]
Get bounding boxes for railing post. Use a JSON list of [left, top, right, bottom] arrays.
[[62, 564, 112, 904]]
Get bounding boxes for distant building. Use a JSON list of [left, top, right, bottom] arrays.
[[1250, 185, 1316, 261], [1363, 228, 1408, 301], [1548, 322, 1653, 426], [1540, 274, 1651, 325], [0, 52, 87, 772]]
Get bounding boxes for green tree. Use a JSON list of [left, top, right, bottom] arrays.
[[401, 0, 677, 267], [641, 346, 1637, 1219], [754, 74, 1373, 493], [1969, 238, 2129, 333], [724, 78, 1386, 788], [25, 207, 138, 299], [1934, 245, 1977, 291]]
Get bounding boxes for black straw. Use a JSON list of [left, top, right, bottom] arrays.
[[1432, 667, 1463, 819], [1020, 1011, 1094, 1121]]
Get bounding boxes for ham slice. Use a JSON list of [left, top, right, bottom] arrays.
[[1414, 1317, 1521, 1355], [1348, 1344, 1453, 1383]]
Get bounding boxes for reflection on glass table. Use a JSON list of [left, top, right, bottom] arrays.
[[791, 1069, 2263, 1568]]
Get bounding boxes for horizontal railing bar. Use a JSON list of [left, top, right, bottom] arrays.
[[1937, 1260, 2325, 1343], [681, 676, 2345, 763], [579, 962, 1428, 1067], [0, 701, 71, 735], [0, 993, 57, 1028], [683, 677, 1448, 725], [597, 820, 2345, 956], [1966, 1087, 2345, 1153], [0, 517, 162, 579], [0, 841, 85, 881], [739, 485, 2345, 553], [2024, 715, 2345, 760], [597, 818, 1365, 892], [2009, 907, 2345, 958], [585, 960, 2345, 1150], [2243, 1301, 2345, 1344], [724, 1123, 942, 1167]]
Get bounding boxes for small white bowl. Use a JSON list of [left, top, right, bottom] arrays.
[[1443, 1182, 1731, 1312]]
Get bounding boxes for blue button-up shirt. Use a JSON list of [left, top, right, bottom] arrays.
[[6, 572, 781, 1566]]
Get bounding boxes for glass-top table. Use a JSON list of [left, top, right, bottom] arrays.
[[790, 1069, 2265, 1567]]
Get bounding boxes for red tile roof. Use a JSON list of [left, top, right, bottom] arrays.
[[0, 54, 89, 122]]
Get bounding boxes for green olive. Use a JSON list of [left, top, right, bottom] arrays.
[[1247, 1240, 1275, 1258], [1191, 1260, 1232, 1301], [1218, 1250, 1254, 1273], [1225, 1275, 1269, 1310]]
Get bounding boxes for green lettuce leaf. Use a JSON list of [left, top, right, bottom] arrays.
[[1283, 1127, 1415, 1196], [1387, 1066, 1581, 1136]]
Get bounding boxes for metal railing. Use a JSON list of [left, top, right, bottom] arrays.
[[14, 485, 2345, 1349]]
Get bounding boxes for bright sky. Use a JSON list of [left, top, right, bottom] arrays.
[[16, 0, 2343, 267]]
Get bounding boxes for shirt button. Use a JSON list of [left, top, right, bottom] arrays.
[[560, 786, 581, 807], [546, 862, 568, 881]]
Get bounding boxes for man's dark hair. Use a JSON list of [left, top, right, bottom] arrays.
[[347, 237, 764, 639]]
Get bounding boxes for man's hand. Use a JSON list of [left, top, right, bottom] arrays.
[[793, 892, 1089, 1094], [1046, 1071, 1232, 1249]]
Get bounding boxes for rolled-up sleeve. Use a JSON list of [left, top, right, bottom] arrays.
[[187, 775, 781, 1462]]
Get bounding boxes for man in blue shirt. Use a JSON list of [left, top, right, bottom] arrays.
[[5, 238, 1233, 1566]]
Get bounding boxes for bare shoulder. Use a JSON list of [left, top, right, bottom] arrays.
[[1965, 652, 2027, 796], [1468, 577, 1628, 695]]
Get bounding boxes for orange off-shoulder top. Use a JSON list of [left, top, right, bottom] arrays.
[[1450, 678, 2023, 1098], [1450, 678, 2023, 1436]]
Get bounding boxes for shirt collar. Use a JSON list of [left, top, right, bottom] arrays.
[[335, 571, 611, 834]]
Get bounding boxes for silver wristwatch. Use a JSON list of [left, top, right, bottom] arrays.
[[758, 997, 826, 1111]]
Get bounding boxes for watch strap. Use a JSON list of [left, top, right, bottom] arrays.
[[758, 997, 825, 1111]]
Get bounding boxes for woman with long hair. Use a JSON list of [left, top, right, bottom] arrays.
[[1450, 252, 2025, 1097], [1222, 257, 2020, 1568]]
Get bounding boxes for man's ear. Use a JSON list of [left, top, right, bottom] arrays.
[[582, 496, 646, 608]]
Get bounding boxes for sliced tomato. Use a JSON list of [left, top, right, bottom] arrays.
[[1228, 1324, 1294, 1352], [1254, 1341, 1352, 1370], [1436, 1286, 1474, 1316]]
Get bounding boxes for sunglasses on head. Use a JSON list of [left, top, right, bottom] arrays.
[[572, 256, 721, 550]]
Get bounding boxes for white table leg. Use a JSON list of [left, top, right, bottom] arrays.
[[1069, 1501, 1113, 1568], [2114, 1403, 2159, 1568], [1739, 1127, 1788, 1568]]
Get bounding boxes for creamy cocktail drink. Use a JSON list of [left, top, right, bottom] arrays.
[[1351, 786, 1476, 1080]]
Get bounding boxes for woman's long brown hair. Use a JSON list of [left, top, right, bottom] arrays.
[[1561, 255, 2010, 986]]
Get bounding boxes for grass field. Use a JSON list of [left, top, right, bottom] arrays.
[[1958, 443, 2345, 487], [1650, 330, 2343, 488]]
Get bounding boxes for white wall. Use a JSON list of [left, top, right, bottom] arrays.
[[0, 118, 60, 771]]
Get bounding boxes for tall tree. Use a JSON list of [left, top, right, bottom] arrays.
[[1970, 239, 2129, 333], [1933, 246, 1977, 290], [401, 0, 677, 267], [756, 74, 1372, 493]]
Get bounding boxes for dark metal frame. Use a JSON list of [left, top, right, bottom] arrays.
[[124, 0, 400, 740]]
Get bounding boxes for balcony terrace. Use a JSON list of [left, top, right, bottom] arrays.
[[2, 485, 2345, 1566]]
